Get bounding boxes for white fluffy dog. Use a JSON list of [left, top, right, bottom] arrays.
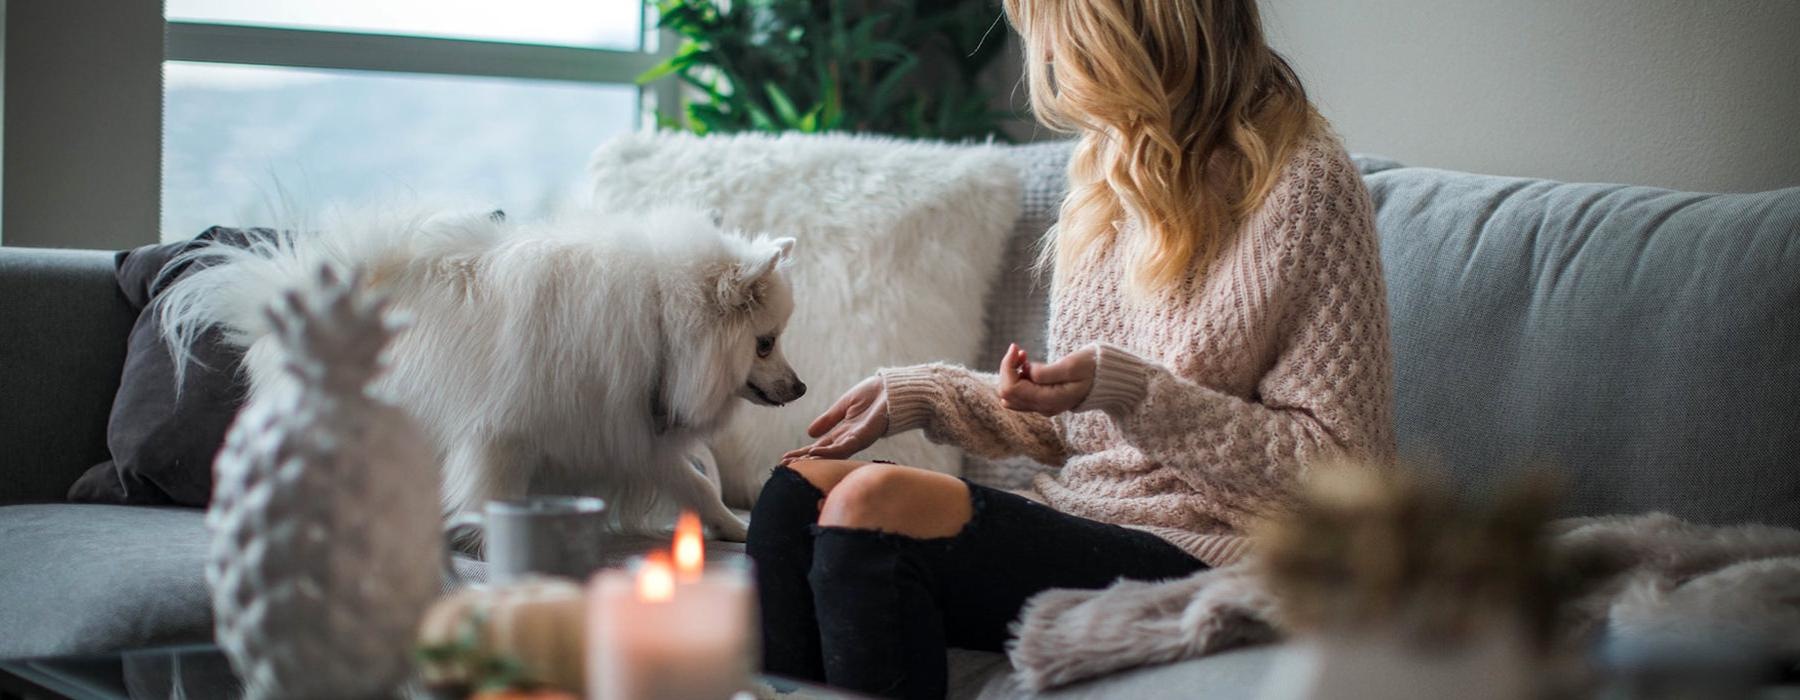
[[159, 206, 805, 542]]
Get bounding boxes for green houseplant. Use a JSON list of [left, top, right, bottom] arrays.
[[639, 0, 1013, 140]]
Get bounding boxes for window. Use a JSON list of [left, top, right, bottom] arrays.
[[161, 1, 664, 242], [167, 0, 643, 49]]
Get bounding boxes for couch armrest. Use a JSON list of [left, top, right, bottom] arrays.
[[0, 248, 135, 504]]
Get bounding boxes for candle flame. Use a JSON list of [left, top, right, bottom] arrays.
[[636, 552, 675, 603], [674, 510, 704, 582]]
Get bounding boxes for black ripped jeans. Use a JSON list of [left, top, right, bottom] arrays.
[[746, 465, 1207, 699]]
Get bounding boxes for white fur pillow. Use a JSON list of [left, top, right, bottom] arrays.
[[587, 132, 1020, 507]]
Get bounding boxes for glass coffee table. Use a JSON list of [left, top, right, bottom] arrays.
[[0, 644, 863, 700]]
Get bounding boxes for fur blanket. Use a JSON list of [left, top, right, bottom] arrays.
[[1007, 513, 1800, 690]]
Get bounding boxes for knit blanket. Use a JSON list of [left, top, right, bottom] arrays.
[[1006, 513, 1800, 690]]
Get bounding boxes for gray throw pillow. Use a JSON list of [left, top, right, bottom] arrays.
[[67, 227, 275, 506]]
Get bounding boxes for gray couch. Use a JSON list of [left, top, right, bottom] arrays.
[[3, 144, 1797, 698]]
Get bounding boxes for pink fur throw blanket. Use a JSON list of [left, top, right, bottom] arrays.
[[1006, 514, 1800, 690]]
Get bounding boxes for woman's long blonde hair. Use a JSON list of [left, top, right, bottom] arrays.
[[1004, 0, 1319, 294]]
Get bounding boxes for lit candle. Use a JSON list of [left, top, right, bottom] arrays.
[[588, 512, 756, 700], [673, 512, 704, 583]]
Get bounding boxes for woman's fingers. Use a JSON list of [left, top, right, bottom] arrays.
[[811, 432, 862, 460], [815, 440, 853, 460], [1000, 343, 1043, 403], [807, 391, 858, 438], [812, 374, 885, 437], [786, 419, 849, 462], [783, 441, 844, 463], [790, 395, 887, 463], [790, 445, 832, 462], [1001, 345, 1044, 412], [782, 435, 830, 462], [1002, 344, 1088, 416], [998, 343, 1021, 388]]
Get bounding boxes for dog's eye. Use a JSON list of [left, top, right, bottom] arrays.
[[755, 336, 775, 358]]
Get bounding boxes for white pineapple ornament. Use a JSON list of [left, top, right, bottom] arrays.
[[207, 265, 442, 699]]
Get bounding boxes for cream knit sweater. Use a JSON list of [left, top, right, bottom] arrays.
[[878, 132, 1394, 566]]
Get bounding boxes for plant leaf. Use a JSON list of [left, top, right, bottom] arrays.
[[868, 54, 918, 114], [636, 58, 682, 85], [677, 72, 729, 102], [816, 62, 843, 130], [645, 0, 1004, 139], [764, 83, 804, 126]]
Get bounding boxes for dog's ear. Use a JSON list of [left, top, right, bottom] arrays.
[[713, 238, 795, 313]]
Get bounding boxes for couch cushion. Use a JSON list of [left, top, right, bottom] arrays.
[[0, 504, 213, 658], [1368, 169, 1800, 526], [0, 503, 747, 659], [948, 646, 1276, 699]]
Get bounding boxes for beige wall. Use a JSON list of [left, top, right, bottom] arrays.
[[1261, 0, 1800, 192]]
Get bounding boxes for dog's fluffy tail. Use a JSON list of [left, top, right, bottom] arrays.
[[157, 204, 503, 387]]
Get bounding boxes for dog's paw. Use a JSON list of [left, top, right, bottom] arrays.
[[710, 516, 750, 543]]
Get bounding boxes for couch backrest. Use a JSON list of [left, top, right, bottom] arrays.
[[1368, 167, 1800, 527], [980, 145, 1800, 528], [0, 248, 136, 504], [963, 142, 1071, 488]]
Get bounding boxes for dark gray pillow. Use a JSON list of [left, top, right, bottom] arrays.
[[67, 227, 275, 506]]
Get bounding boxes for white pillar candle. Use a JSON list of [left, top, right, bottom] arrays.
[[588, 514, 756, 700]]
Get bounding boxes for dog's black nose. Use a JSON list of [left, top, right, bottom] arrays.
[[793, 381, 807, 399]]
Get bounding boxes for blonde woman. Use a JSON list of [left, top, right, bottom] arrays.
[[747, 0, 1394, 696]]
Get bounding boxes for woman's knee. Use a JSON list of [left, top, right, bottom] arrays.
[[783, 458, 871, 495], [818, 464, 972, 538], [748, 460, 869, 535], [747, 469, 822, 565]]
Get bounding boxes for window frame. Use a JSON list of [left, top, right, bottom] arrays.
[[165, 23, 658, 84], [164, 6, 679, 124]]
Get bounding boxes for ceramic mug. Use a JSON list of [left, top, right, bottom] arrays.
[[457, 496, 610, 584]]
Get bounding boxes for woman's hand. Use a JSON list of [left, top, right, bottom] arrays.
[[998, 343, 1096, 416], [781, 375, 889, 464]]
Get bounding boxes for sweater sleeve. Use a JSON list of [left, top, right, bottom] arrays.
[[1072, 150, 1396, 496], [879, 363, 1070, 467]]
